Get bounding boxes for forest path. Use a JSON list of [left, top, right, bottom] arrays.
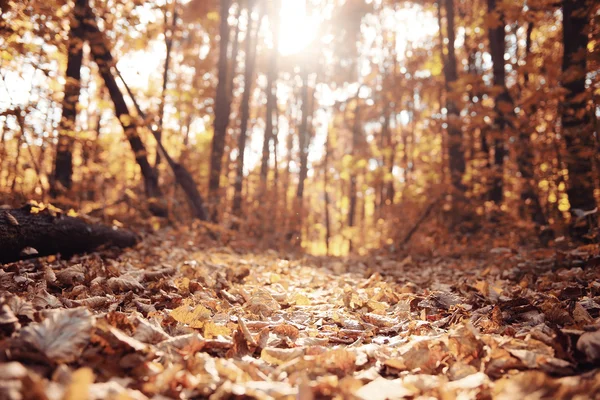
[[1, 228, 600, 399]]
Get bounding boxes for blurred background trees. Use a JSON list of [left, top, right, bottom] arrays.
[[0, 0, 598, 254]]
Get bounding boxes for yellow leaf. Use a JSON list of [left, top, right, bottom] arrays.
[[290, 293, 310, 306], [63, 368, 94, 400], [169, 303, 212, 328], [203, 321, 232, 338]]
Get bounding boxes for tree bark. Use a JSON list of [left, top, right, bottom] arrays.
[[296, 67, 310, 199], [82, 1, 164, 213], [442, 0, 466, 191], [115, 68, 209, 221], [517, 21, 548, 229], [208, 0, 233, 220], [561, 0, 596, 220], [487, 0, 508, 203], [0, 206, 138, 264], [348, 100, 361, 253], [260, 0, 281, 183], [323, 129, 331, 256], [155, 1, 179, 170], [232, 2, 261, 218], [51, 0, 86, 197]]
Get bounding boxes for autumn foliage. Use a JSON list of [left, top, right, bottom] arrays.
[[1, 0, 600, 398]]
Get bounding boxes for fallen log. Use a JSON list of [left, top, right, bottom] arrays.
[[0, 205, 139, 264]]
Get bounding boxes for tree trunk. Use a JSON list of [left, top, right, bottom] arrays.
[[324, 129, 331, 256], [156, 2, 178, 169], [561, 0, 596, 222], [378, 99, 391, 211], [518, 21, 548, 229], [232, 2, 261, 218], [296, 67, 310, 199], [208, 0, 233, 220], [442, 0, 466, 191], [348, 101, 361, 253], [260, 0, 281, 183], [284, 96, 296, 212], [82, 2, 165, 214], [0, 206, 138, 265], [115, 68, 209, 221], [51, 0, 86, 197], [487, 0, 508, 203]]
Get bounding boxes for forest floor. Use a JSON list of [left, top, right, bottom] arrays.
[[1, 224, 600, 399]]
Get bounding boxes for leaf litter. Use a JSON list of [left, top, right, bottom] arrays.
[[1, 227, 600, 399]]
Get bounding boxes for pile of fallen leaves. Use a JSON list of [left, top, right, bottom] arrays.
[[1, 225, 600, 399]]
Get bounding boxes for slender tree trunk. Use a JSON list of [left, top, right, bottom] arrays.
[[324, 130, 331, 256], [83, 1, 164, 213], [9, 133, 23, 192], [51, 0, 86, 197], [348, 101, 361, 253], [273, 104, 280, 188], [487, 0, 508, 203], [0, 119, 6, 187], [115, 67, 209, 221], [296, 67, 310, 199], [561, 0, 596, 223], [227, 4, 242, 101], [436, 0, 448, 186], [517, 21, 548, 228], [378, 99, 391, 212], [260, 0, 281, 183], [232, 2, 261, 218], [284, 96, 295, 213], [442, 0, 466, 191], [156, 1, 178, 169], [208, 0, 233, 219]]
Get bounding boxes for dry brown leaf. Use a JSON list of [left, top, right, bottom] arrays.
[[32, 289, 62, 309], [261, 347, 305, 365], [576, 330, 600, 363], [7, 296, 34, 321], [19, 307, 94, 363], [56, 265, 86, 286], [107, 274, 144, 292]]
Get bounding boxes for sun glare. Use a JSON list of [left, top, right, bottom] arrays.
[[278, 0, 319, 55]]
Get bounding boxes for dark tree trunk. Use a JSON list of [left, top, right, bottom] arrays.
[[487, 0, 508, 203], [227, 4, 242, 98], [115, 68, 209, 221], [273, 103, 280, 188], [296, 67, 310, 199], [51, 0, 86, 197], [156, 2, 178, 169], [0, 206, 138, 265], [82, 2, 165, 214], [378, 99, 391, 211], [208, 0, 233, 219], [518, 22, 548, 229], [284, 96, 296, 212], [348, 101, 361, 253], [323, 128, 331, 255], [442, 0, 466, 191], [260, 0, 281, 183], [232, 2, 261, 218], [561, 0, 596, 221]]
